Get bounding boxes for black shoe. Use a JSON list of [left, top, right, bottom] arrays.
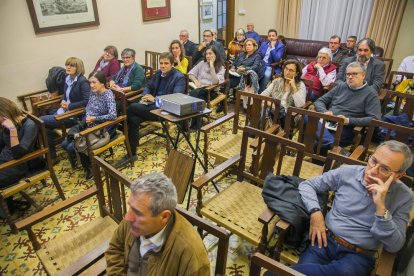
[[85, 167, 93, 180], [115, 155, 138, 169]]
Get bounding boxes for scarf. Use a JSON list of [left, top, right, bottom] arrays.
[[114, 62, 136, 87]]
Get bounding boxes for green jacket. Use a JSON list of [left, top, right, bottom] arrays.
[[105, 211, 211, 276]]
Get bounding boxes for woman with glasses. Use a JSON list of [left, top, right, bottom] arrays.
[[261, 59, 306, 127], [93, 45, 121, 82], [40, 57, 91, 164], [302, 47, 337, 101]]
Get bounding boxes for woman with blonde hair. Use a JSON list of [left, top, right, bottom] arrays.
[[0, 97, 38, 188], [169, 40, 189, 74]]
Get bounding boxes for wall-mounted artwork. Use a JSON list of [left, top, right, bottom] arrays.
[[26, 0, 100, 34], [141, 0, 171, 22], [202, 4, 213, 20]]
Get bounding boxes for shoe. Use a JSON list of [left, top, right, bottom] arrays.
[[68, 154, 77, 169], [216, 105, 224, 113], [84, 167, 93, 180], [115, 155, 137, 169]]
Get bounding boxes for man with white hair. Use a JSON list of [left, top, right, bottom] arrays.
[[294, 140, 413, 275], [179, 29, 196, 57], [105, 173, 210, 275]]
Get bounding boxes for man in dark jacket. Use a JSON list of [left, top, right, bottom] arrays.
[[116, 52, 186, 168], [192, 30, 226, 66], [179, 29, 197, 57]]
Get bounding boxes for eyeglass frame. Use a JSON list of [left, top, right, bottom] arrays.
[[367, 155, 401, 176]]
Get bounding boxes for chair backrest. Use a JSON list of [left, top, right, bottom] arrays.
[[140, 64, 154, 82], [386, 71, 414, 90], [301, 78, 314, 102], [185, 55, 193, 71], [381, 89, 414, 120], [378, 57, 394, 85], [145, 50, 162, 71], [249, 252, 305, 276], [164, 149, 194, 204], [233, 90, 281, 134], [284, 106, 345, 162], [176, 207, 230, 276]]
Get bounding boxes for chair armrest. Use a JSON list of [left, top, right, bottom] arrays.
[[124, 88, 144, 99], [250, 124, 281, 149], [250, 252, 305, 276], [259, 208, 277, 224], [127, 94, 144, 103], [0, 148, 48, 171], [275, 219, 290, 231], [201, 112, 235, 133], [192, 154, 241, 190], [375, 250, 395, 276], [15, 187, 98, 230], [349, 145, 366, 160], [79, 116, 126, 136], [54, 108, 85, 121]]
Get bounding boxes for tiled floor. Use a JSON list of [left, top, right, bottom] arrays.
[[0, 114, 257, 275]]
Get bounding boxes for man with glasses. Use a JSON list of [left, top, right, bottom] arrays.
[[293, 140, 413, 275], [337, 38, 385, 93], [328, 35, 347, 64], [192, 29, 226, 66], [179, 29, 196, 57], [314, 61, 381, 147], [345, 35, 357, 57]]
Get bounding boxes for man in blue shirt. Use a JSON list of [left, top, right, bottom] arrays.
[[295, 140, 414, 275], [115, 52, 186, 168], [246, 22, 260, 44]]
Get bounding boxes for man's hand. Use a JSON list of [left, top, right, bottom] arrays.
[[366, 173, 395, 214], [237, 66, 246, 72], [61, 100, 68, 110], [309, 211, 328, 248], [337, 115, 349, 125], [270, 40, 276, 48], [141, 94, 155, 103], [198, 41, 207, 51], [324, 111, 334, 116]]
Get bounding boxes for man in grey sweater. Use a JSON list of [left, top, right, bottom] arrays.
[[315, 61, 381, 147]]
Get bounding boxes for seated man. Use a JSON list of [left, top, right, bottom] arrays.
[[115, 52, 186, 167], [193, 30, 226, 66], [294, 140, 413, 275], [345, 35, 357, 57], [328, 35, 348, 64], [246, 22, 260, 44], [337, 38, 385, 93], [179, 29, 197, 57], [105, 173, 211, 275], [314, 61, 381, 147]]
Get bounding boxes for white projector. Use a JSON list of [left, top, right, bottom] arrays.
[[155, 94, 206, 116]]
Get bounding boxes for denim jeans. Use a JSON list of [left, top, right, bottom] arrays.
[[292, 235, 375, 276], [259, 66, 273, 93], [40, 114, 77, 159]]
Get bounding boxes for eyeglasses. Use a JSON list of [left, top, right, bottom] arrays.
[[122, 56, 132, 60], [346, 39, 356, 43], [358, 48, 370, 52], [329, 42, 340, 44], [367, 156, 398, 176], [284, 68, 296, 73], [346, 72, 362, 77], [179, 34, 186, 37], [203, 35, 212, 37], [66, 64, 76, 68]]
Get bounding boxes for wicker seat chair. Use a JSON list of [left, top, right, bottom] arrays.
[[16, 156, 230, 275], [0, 113, 65, 234], [386, 70, 414, 90], [193, 126, 330, 257], [201, 90, 281, 170]]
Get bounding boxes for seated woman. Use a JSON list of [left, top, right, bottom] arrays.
[[62, 71, 116, 180], [228, 28, 246, 63], [228, 38, 263, 92], [188, 45, 225, 129], [40, 57, 91, 163], [0, 97, 40, 214], [258, 29, 285, 92], [169, 40, 189, 74], [261, 59, 306, 127], [93, 45, 121, 82], [302, 47, 337, 101]]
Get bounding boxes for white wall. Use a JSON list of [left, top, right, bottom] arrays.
[[391, 0, 414, 70], [234, 0, 278, 36], [199, 1, 218, 43], [0, 0, 198, 100]]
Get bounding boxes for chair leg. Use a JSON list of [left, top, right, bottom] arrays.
[[0, 196, 17, 234], [19, 191, 42, 212], [50, 169, 66, 200]]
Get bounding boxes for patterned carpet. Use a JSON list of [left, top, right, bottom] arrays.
[[0, 113, 257, 275]]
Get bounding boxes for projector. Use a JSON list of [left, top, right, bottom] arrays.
[[155, 94, 206, 116]]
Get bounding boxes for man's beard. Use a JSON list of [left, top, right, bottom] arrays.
[[357, 55, 369, 64]]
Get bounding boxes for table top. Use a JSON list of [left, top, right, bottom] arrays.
[[150, 108, 212, 122]]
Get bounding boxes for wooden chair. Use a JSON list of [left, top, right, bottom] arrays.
[[140, 64, 154, 81], [185, 55, 193, 71], [378, 57, 394, 87], [145, 50, 162, 71], [386, 70, 414, 90], [250, 252, 304, 276], [201, 90, 281, 169], [381, 88, 414, 118], [16, 156, 230, 275], [17, 89, 61, 115], [0, 113, 65, 234], [193, 126, 325, 257]]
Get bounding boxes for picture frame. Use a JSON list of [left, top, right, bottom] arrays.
[[141, 0, 171, 22], [202, 4, 213, 20], [26, 0, 100, 34]]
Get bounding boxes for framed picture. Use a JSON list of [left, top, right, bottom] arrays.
[[202, 4, 213, 20], [26, 0, 100, 34], [141, 0, 171, 22]]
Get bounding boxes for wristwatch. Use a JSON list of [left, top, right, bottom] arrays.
[[309, 208, 321, 215], [376, 209, 391, 220]]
